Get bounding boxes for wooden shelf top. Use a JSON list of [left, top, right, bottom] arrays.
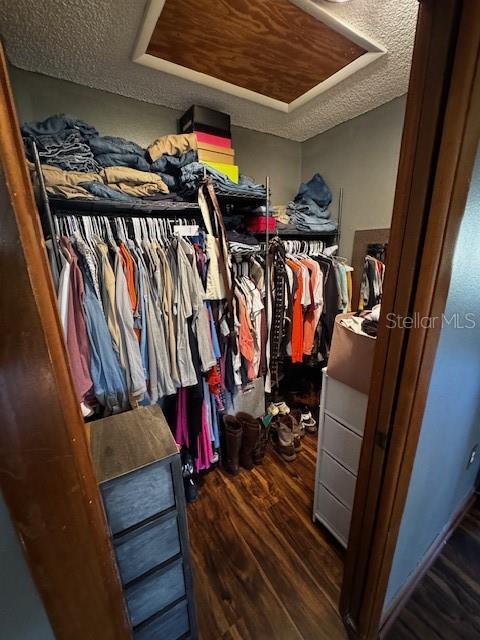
[[89, 406, 178, 483]]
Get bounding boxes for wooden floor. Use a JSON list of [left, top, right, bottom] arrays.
[[187, 433, 347, 640], [387, 499, 480, 640]]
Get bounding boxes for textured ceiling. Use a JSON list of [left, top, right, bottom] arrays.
[[0, 0, 418, 141], [145, 0, 366, 104]]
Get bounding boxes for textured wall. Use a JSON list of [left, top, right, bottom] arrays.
[[385, 147, 480, 611], [10, 67, 301, 205], [0, 0, 418, 141], [301, 96, 406, 260], [0, 496, 55, 640]]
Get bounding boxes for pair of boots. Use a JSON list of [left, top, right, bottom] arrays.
[[223, 412, 268, 475], [271, 410, 304, 462]]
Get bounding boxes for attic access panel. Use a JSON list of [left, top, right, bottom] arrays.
[[134, 0, 386, 113]]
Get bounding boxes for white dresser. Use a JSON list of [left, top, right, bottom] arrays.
[[313, 368, 369, 547]]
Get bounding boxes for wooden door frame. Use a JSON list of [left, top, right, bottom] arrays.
[[0, 44, 131, 639], [1, 1, 480, 638], [341, 1, 480, 638]]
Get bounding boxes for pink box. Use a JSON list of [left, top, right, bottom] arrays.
[[195, 131, 232, 149]]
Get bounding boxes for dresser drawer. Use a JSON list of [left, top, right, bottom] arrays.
[[134, 598, 189, 640], [315, 484, 352, 548], [322, 414, 362, 475], [114, 513, 181, 585], [324, 374, 368, 436], [318, 451, 357, 510], [126, 559, 186, 627], [101, 461, 175, 535]]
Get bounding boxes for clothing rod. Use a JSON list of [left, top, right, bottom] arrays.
[[51, 209, 203, 219]]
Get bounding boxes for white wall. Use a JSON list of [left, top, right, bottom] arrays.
[[10, 67, 301, 205], [384, 147, 480, 611], [301, 96, 406, 260]]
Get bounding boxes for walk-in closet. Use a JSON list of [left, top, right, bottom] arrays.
[[0, 1, 426, 639]]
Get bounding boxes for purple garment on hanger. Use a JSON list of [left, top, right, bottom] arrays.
[[61, 238, 93, 402]]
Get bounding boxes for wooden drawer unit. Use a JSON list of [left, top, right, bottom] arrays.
[[134, 598, 190, 640], [322, 413, 362, 476], [318, 451, 357, 510], [114, 512, 181, 585], [125, 559, 186, 627], [324, 373, 368, 436], [101, 461, 175, 535], [90, 406, 198, 639]]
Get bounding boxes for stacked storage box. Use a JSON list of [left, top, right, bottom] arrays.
[[179, 105, 239, 183]]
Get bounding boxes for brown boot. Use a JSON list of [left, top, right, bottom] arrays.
[[236, 412, 260, 470], [223, 415, 243, 475], [279, 414, 302, 452], [272, 420, 296, 462], [253, 420, 270, 465], [290, 409, 305, 439]]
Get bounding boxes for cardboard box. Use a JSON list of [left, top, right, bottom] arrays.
[[196, 131, 232, 149], [204, 161, 239, 183], [198, 149, 235, 165], [179, 105, 231, 138], [197, 140, 234, 156], [327, 313, 376, 395]]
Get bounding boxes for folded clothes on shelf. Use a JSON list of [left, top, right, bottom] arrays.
[[27, 131, 100, 173], [22, 114, 100, 173], [40, 164, 101, 199], [101, 166, 170, 197], [95, 153, 151, 172], [147, 133, 197, 162], [287, 173, 337, 232], [150, 149, 197, 174], [180, 162, 266, 198], [88, 135, 145, 157], [79, 181, 139, 201], [22, 114, 98, 140]]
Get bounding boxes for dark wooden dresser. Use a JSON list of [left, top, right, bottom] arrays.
[[89, 406, 198, 639]]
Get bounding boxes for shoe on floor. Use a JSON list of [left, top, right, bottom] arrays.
[[223, 415, 243, 475], [301, 410, 317, 434], [290, 409, 305, 439], [278, 414, 302, 452], [271, 420, 296, 462], [236, 412, 261, 470]]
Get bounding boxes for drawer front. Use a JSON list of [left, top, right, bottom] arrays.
[[325, 374, 368, 436], [126, 559, 186, 627], [322, 414, 362, 475], [134, 599, 189, 640], [319, 451, 357, 510], [315, 484, 352, 547], [115, 514, 181, 585], [101, 461, 175, 535]]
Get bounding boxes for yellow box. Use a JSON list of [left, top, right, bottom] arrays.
[[204, 161, 239, 183]]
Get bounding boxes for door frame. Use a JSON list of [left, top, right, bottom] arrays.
[[341, 1, 480, 637], [0, 44, 131, 639], [1, 1, 480, 638]]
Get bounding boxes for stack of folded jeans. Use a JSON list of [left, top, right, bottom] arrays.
[[88, 135, 151, 172], [227, 230, 261, 257], [287, 173, 338, 233], [179, 162, 266, 198], [150, 149, 197, 190], [22, 114, 99, 173]]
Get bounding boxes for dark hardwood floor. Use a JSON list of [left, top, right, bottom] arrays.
[[187, 432, 347, 640], [387, 499, 480, 640]]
